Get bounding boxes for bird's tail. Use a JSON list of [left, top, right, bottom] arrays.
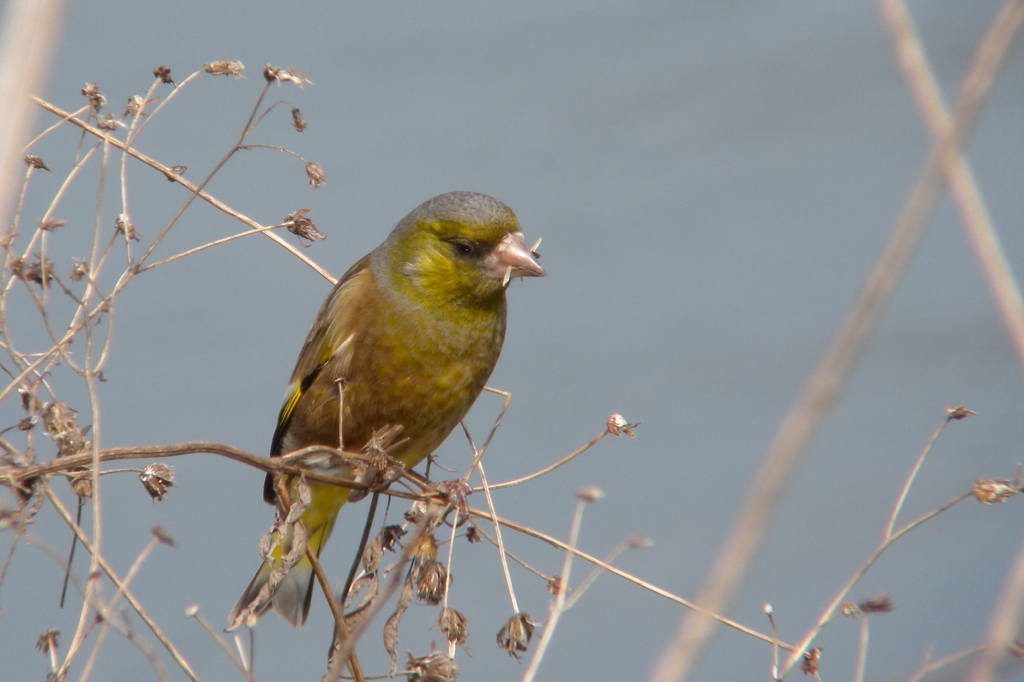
[[228, 502, 339, 629]]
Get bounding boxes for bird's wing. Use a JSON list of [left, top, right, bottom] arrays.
[[264, 254, 374, 502]]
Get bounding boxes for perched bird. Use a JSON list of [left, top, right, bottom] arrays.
[[229, 191, 544, 628]]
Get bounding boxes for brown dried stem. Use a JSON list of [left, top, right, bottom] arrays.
[[648, 3, 1024, 679], [31, 97, 334, 282], [878, 0, 1024, 378], [44, 487, 202, 682], [468, 506, 789, 651]]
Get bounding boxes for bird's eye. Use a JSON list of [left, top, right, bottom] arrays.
[[449, 239, 475, 257]]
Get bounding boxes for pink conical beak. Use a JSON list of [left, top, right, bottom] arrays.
[[484, 231, 545, 282]]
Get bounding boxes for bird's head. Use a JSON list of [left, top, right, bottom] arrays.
[[378, 192, 545, 310]]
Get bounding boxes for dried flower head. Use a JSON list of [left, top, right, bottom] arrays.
[[282, 208, 325, 245], [841, 601, 859, 618], [284, 208, 325, 243], [263, 65, 312, 89], [38, 218, 64, 231], [972, 478, 1019, 504], [41, 402, 90, 458], [115, 214, 140, 241], [405, 649, 459, 682], [547, 575, 564, 596], [801, 648, 822, 679], [140, 463, 175, 500], [81, 83, 105, 110], [576, 485, 605, 502], [122, 93, 158, 117], [35, 628, 60, 654], [305, 161, 325, 187], [946, 405, 977, 420], [124, 94, 147, 117], [69, 259, 89, 282], [203, 60, 245, 77], [13, 254, 54, 287], [291, 107, 307, 132], [858, 595, 893, 614], [69, 472, 93, 498], [153, 66, 174, 84], [437, 607, 470, 655], [96, 113, 118, 131], [628, 534, 653, 549], [19, 385, 40, 414], [152, 525, 176, 547], [415, 560, 449, 605], [24, 155, 49, 171], [405, 500, 428, 525], [606, 413, 639, 437], [464, 526, 480, 544], [381, 524, 407, 552], [412, 533, 439, 563], [496, 612, 534, 659]]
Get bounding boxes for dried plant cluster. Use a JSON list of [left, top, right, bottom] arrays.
[[0, 0, 1023, 679]]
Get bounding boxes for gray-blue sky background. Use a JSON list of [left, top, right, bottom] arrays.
[[2, 1, 1024, 680]]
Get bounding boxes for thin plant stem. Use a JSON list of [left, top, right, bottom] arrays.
[[885, 418, 951, 537], [966, 524, 1024, 682], [44, 488, 202, 682], [649, 3, 1024, 678], [132, 80, 274, 269], [0, 0, 67, 228], [186, 609, 252, 682], [483, 430, 607, 491], [521, 495, 587, 682], [905, 646, 985, 682], [324, 512, 437, 682], [853, 617, 870, 682], [466, 520, 551, 581], [60, 288, 106, 680], [476, 460, 519, 614], [780, 490, 974, 679], [766, 608, 779, 680], [468, 507, 789, 650], [31, 97, 334, 282], [139, 222, 290, 272], [443, 508, 459, 610], [59, 496, 84, 607], [342, 492, 380, 610], [19, 103, 91, 153], [460, 387, 511, 482], [878, 0, 1024, 377], [563, 538, 634, 610]]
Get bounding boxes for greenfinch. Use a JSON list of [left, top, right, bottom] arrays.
[[230, 192, 544, 628]]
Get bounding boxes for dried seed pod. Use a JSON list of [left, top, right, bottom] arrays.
[[437, 607, 470, 655], [496, 612, 534, 659], [801, 648, 822, 679], [858, 595, 893, 614], [291, 107, 307, 132], [415, 560, 448, 605], [305, 162, 325, 187], [606, 413, 638, 437], [139, 464, 175, 501], [972, 478, 1019, 504], [405, 649, 459, 682], [203, 60, 244, 77]]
